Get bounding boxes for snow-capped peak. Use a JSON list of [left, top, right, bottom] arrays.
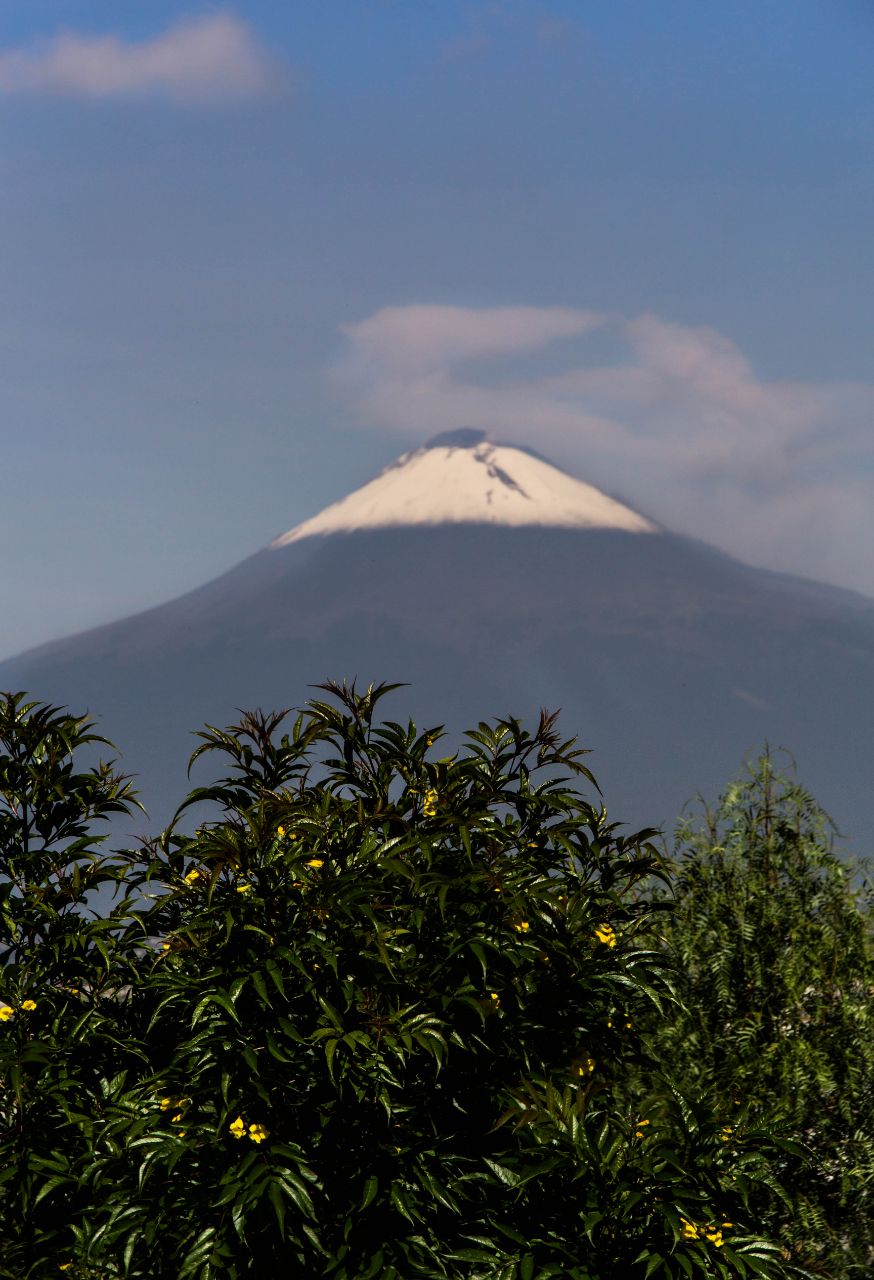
[[271, 429, 657, 547]]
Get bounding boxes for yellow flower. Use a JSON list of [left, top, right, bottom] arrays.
[[578, 1057, 595, 1076], [21, 999, 37, 1012], [306, 858, 324, 869], [229, 1116, 246, 1139], [277, 826, 286, 837], [161, 1096, 189, 1114], [704, 1227, 724, 1247], [721, 1126, 733, 1142], [160, 942, 172, 952], [0, 1005, 14, 1022], [235, 883, 253, 894], [184, 868, 203, 886], [680, 1218, 700, 1240], [172, 1113, 184, 1123], [248, 1122, 268, 1143], [488, 992, 500, 1007], [635, 1118, 650, 1138], [59, 1266, 74, 1273], [594, 923, 616, 947], [422, 788, 439, 817], [514, 921, 530, 933]]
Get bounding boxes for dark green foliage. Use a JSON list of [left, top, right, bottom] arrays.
[[0, 693, 144, 1277], [645, 752, 874, 1276], [0, 687, 808, 1277]]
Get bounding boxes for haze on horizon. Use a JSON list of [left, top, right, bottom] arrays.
[[2, 1, 873, 661]]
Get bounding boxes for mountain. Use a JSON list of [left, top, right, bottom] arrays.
[[3, 428, 873, 848], [272, 427, 658, 542]]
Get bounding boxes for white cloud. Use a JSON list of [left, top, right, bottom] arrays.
[[342, 305, 604, 372], [338, 305, 618, 455], [336, 302, 874, 598], [0, 13, 280, 103]]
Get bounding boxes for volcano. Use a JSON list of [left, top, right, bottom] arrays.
[[3, 429, 873, 846]]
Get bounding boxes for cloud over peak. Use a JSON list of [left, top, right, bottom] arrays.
[[0, 13, 280, 104], [336, 302, 874, 598], [343, 305, 604, 373]]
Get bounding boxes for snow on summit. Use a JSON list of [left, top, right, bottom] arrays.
[[272, 430, 657, 546]]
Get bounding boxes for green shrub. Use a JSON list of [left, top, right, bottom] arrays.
[[0, 687, 804, 1278], [644, 751, 874, 1277], [0, 692, 143, 1278]]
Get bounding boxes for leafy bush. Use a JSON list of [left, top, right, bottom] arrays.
[[0, 693, 143, 1277], [645, 752, 874, 1277], [0, 687, 806, 1278]]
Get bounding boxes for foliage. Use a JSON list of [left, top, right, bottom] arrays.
[[0, 687, 808, 1278], [0, 692, 143, 1277], [644, 751, 874, 1277]]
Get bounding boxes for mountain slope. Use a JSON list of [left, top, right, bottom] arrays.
[[2, 433, 872, 848]]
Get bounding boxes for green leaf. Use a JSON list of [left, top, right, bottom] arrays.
[[191, 990, 241, 1025], [359, 1175, 379, 1211], [483, 1158, 521, 1189]]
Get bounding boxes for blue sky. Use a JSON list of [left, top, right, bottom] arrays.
[[2, 1, 873, 659]]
